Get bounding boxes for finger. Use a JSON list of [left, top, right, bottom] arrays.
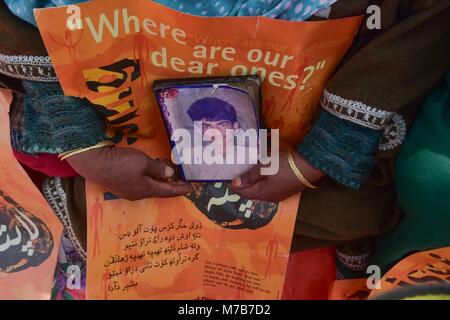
[[231, 164, 264, 188], [230, 181, 264, 201], [144, 158, 175, 180], [145, 177, 193, 198]]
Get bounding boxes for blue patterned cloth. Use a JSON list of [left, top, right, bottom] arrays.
[[5, 0, 337, 26], [4, 0, 84, 26]]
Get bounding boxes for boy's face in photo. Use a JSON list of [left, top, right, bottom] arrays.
[[201, 119, 240, 144], [187, 97, 240, 146]]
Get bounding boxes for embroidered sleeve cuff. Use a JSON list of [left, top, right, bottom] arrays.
[[297, 89, 408, 189], [298, 110, 382, 189], [21, 81, 109, 154]]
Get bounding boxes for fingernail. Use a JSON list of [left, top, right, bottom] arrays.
[[231, 177, 241, 187], [164, 166, 175, 178]]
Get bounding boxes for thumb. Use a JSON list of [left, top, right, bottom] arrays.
[[231, 164, 264, 188], [144, 158, 175, 180]]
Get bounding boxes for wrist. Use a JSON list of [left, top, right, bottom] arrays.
[[60, 141, 113, 161], [66, 144, 113, 172], [290, 148, 325, 186]]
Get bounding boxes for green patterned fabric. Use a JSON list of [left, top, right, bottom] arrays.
[[298, 111, 381, 189], [20, 81, 108, 154]]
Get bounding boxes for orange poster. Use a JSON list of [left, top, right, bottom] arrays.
[[329, 247, 450, 300], [35, 0, 362, 299], [0, 89, 63, 300], [368, 247, 450, 299]]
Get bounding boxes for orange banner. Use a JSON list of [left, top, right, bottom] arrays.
[[0, 89, 62, 299], [35, 0, 362, 299], [369, 246, 450, 299], [328, 247, 450, 300]]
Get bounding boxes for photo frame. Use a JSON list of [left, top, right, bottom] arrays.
[[154, 76, 262, 182]]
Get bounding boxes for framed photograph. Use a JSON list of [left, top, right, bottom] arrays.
[[154, 76, 261, 182]]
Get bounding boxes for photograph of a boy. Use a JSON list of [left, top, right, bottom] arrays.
[[180, 97, 258, 181]]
